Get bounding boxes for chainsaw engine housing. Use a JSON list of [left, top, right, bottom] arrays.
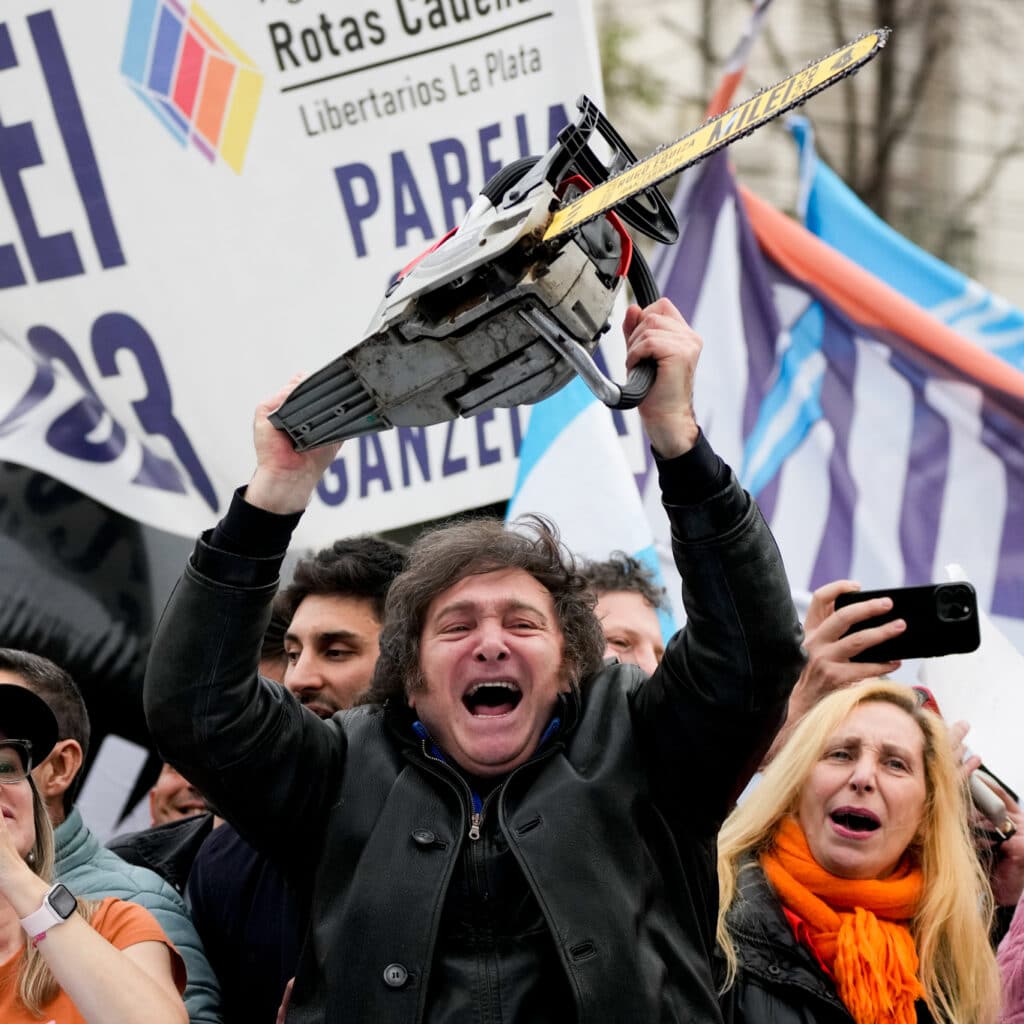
[[273, 182, 626, 448]]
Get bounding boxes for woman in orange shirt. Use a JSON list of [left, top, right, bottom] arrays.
[[0, 682, 187, 1024]]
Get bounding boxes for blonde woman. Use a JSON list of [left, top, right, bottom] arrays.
[[717, 680, 1001, 1024], [0, 683, 187, 1024]]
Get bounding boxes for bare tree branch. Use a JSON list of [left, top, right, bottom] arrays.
[[861, 0, 954, 213], [935, 132, 1024, 258], [594, 0, 1024, 294]]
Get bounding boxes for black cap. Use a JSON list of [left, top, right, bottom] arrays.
[[0, 685, 58, 767]]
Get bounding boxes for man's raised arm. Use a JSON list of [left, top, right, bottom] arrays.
[[143, 380, 343, 861], [625, 299, 806, 819]]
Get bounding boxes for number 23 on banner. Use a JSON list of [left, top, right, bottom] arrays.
[[1, 313, 218, 512]]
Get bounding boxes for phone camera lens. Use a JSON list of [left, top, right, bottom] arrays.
[[936, 585, 972, 622]]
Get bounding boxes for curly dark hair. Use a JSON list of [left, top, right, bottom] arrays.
[[361, 516, 606, 705], [274, 536, 409, 628], [579, 551, 668, 612]]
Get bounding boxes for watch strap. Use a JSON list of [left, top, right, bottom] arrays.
[[20, 883, 76, 942]]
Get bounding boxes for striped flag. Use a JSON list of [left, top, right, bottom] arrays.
[[789, 116, 1024, 372], [653, 148, 1024, 648]]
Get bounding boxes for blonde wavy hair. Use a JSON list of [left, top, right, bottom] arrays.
[[18, 777, 96, 1017], [717, 680, 1001, 1024]]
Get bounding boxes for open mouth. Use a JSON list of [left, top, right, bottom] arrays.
[[830, 807, 881, 833], [463, 681, 522, 717]]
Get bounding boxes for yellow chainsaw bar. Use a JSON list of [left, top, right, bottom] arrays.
[[544, 28, 888, 242]]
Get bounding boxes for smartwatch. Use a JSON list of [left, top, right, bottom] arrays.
[[20, 883, 78, 946]]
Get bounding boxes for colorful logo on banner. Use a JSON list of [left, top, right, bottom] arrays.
[[120, 0, 263, 173]]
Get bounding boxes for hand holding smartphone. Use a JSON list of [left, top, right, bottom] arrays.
[[834, 582, 980, 662], [914, 686, 1018, 845]]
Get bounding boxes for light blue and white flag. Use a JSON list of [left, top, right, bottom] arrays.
[[790, 115, 1024, 372]]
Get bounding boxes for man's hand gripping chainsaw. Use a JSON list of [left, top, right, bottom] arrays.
[[271, 29, 888, 450]]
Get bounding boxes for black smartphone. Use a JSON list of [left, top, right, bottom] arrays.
[[834, 582, 981, 662]]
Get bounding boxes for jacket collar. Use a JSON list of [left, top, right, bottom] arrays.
[[53, 806, 99, 871], [727, 860, 840, 995]]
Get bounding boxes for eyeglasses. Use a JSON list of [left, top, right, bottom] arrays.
[[0, 741, 32, 785]]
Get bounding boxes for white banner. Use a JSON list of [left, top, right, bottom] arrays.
[[0, 0, 606, 546]]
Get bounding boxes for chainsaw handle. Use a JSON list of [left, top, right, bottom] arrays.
[[519, 308, 657, 411], [612, 359, 657, 410], [612, 244, 660, 408]]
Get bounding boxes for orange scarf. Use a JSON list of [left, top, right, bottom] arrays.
[[760, 816, 925, 1024]]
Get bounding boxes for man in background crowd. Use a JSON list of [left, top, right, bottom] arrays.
[[581, 551, 668, 675], [149, 763, 208, 826]]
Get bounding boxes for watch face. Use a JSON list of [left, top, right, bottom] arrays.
[[48, 884, 78, 919]]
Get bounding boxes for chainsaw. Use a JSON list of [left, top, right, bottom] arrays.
[[271, 29, 888, 450]]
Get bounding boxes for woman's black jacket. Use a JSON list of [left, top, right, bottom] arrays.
[[718, 863, 937, 1024]]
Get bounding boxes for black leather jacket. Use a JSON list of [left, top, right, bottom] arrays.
[[719, 864, 936, 1024], [145, 458, 804, 1024]]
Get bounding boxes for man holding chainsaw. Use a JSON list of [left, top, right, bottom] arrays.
[[145, 297, 805, 1023]]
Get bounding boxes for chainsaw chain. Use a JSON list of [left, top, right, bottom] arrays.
[[545, 27, 889, 241]]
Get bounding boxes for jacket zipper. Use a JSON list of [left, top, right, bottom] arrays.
[[468, 789, 483, 841], [420, 740, 484, 841], [469, 787, 505, 842], [419, 735, 563, 841]]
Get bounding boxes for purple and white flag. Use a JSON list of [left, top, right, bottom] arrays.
[[652, 151, 1024, 650]]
